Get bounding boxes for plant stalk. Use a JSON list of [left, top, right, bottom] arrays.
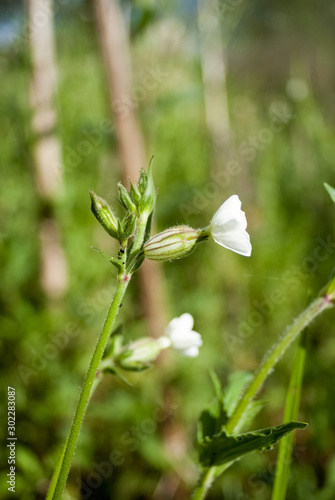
[[49, 275, 129, 500], [226, 296, 331, 433], [192, 467, 216, 500], [193, 295, 333, 500]]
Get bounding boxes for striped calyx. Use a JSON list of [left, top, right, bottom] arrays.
[[143, 225, 202, 262]]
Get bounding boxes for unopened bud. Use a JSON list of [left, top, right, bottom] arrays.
[[139, 157, 156, 215], [118, 182, 137, 212], [90, 191, 119, 239], [144, 226, 204, 262]]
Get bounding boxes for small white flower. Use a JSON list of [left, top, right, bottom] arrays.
[[164, 313, 202, 357], [210, 195, 252, 257]]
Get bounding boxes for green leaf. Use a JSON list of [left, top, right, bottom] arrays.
[[324, 182, 335, 204], [198, 421, 307, 468], [198, 372, 228, 442], [91, 246, 111, 262], [223, 371, 253, 417]]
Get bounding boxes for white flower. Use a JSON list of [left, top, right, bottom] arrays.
[[210, 195, 252, 257], [164, 313, 202, 357]]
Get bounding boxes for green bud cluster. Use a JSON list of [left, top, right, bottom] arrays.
[[89, 158, 156, 274]]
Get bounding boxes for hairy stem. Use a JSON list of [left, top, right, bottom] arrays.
[[192, 467, 216, 500], [49, 276, 129, 500], [193, 295, 333, 500], [226, 296, 331, 433]]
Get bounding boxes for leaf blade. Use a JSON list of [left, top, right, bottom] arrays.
[[199, 421, 307, 468]]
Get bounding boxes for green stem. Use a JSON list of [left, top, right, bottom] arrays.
[[192, 467, 216, 500], [46, 369, 106, 500], [49, 275, 129, 500], [271, 331, 307, 500], [226, 296, 331, 433], [193, 295, 333, 500]]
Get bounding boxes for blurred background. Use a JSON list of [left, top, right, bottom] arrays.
[[1, 0, 335, 499]]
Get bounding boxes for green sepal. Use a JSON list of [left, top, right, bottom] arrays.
[[143, 209, 155, 245], [102, 365, 133, 387], [324, 182, 335, 204], [115, 347, 152, 372], [118, 182, 137, 212], [139, 157, 156, 214], [129, 252, 145, 274], [90, 191, 119, 239], [103, 328, 123, 360], [122, 212, 137, 240], [198, 421, 307, 468], [130, 180, 141, 205], [137, 168, 148, 195]]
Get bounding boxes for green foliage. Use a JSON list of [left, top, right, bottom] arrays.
[[271, 333, 307, 500], [1, 2, 335, 499], [199, 422, 307, 468]]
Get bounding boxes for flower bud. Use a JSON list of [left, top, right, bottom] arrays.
[[144, 226, 202, 261], [118, 182, 137, 212], [116, 337, 170, 371], [90, 191, 119, 239], [139, 157, 156, 215]]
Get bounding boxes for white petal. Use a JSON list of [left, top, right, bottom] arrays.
[[165, 313, 194, 336], [213, 230, 252, 256], [168, 330, 202, 350], [212, 195, 243, 227], [210, 195, 252, 257], [181, 346, 199, 357]]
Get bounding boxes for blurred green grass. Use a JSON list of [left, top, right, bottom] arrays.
[[0, 2, 335, 499]]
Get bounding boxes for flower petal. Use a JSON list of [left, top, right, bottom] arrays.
[[210, 195, 252, 257], [165, 312, 194, 336], [213, 229, 252, 256], [181, 346, 200, 357], [211, 195, 244, 227], [168, 329, 202, 350]]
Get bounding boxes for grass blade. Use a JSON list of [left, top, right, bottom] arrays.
[[271, 331, 307, 500]]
